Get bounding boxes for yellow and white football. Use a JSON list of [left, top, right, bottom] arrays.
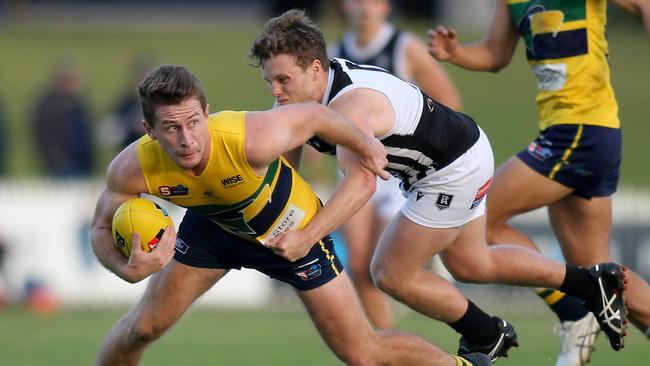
[[112, 198, 173, 258]]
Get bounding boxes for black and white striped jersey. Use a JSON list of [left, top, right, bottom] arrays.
[[308, 58, 479, 191]]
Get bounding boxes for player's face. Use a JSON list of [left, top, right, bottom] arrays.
[[262, 54, 321, 105], [145, 98, 211, 176], [343, 0, 390, 30]]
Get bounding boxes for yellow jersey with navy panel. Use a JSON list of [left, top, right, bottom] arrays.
[[507, 0, 619, 130], [508, 0, 622, 199], [137, 110, 342, 290], [138, 110, 321, 245]]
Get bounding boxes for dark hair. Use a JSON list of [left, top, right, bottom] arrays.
[[137, 65, 207, 126], [249, 9, 328, 71]]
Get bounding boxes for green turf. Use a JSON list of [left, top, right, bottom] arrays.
[[0, 307, 646, 365], [0, 21, 648, 186]]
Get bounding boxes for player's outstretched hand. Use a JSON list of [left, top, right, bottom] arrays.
[[266, 230, 314, 262], [427, 26, 458, 61], [360, 136, 390, 180], [125, 226, 176, 283]]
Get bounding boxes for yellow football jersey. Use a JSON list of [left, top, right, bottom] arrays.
[[137, 110, 321, 245], [507, 0, 619, 129]]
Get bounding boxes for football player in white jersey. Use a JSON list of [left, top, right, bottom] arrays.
[[327, 0, 462, 329], [250, 10, 630, 361]]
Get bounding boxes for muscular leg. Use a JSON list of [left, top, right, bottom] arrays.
[[441, 215, 569, 289], [297, 272, 458, 366], [341, 202, 393, 329], [549, 195, 650, 331], [487, 158, 590, 319], [486, 157, 572, 247], [372, 212, 568, 323], [371, 212, 468, 323], [95, 261, 227, 366]]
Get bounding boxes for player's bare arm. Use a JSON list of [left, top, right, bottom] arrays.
[[90, 143, 176, 283], [268, 101, 306, 169], [610, 0, 650, 37], [427, 0, 519, 72], [266, 90, 391, 261], [244, 101, 389, 179], [404, 35, 463, 110]]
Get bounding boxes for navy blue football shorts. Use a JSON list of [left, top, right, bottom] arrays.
[[174, 210, 343, 291], [517, 124, 621, 199]]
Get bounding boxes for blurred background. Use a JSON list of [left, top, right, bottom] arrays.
[[0, 1, 648, 365]]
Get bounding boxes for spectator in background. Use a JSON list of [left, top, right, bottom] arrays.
[[32, 58, 94, 177], [327, 0, 461, 330], [102, 55, 154, 150]]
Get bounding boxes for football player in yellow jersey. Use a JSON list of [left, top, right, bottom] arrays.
[[90, 65, 494, 366], [429, 1, 650, 365]]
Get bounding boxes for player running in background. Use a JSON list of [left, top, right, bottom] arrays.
[[428, 0, 650, 365], [327, 0, 462, 329], [250, 10, 629, 362], [90, 64, 494, 366]]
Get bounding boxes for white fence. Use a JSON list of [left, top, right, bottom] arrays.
[[0, 179, 272, 307]]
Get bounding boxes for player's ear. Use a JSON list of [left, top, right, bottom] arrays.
[[204, 103, 210, 117], [310, 59, 322, 81], [143, 119, 155, 139]]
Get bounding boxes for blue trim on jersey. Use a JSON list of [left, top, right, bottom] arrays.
[[526, 28, 588, 60], [247, 161, 293, 234]]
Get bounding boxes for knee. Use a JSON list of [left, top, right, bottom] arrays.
[[331, 337, 379, 366], [370, 259, 404, 298], [446, 260, 495, 284], [127, 314, 168, 345]]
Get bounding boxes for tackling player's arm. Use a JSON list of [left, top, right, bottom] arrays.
[[404, 34, 463, 110], [244, 101, 389, 179], [269, 100, 306, 169], [427, 0, 519, 72], [610, 0, 650, 38], [90, 143, 176, 283], [265, 91, 388, 261]]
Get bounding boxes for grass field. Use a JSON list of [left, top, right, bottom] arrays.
[[0, 19, 649, 186], [0, 306, 647, 365]]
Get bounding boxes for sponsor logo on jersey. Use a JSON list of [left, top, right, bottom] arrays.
[[221, 174, 244, 188], [175, 237, 189, 254], [436, 193, 453, 210], [416, 191, 424, 201], [295, 263, 322, 281], [259, 204, 306, 245], [471, 177, 493, 209], [203, 190, 216, 198], [159, 184, 189, 196], [526, 141, 553, 161]]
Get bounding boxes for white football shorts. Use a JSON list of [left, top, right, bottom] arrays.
[[400, 127, 494, 228]]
